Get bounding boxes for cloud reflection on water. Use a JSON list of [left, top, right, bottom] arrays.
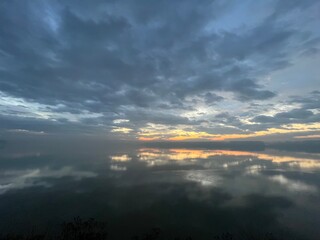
[[0, 166, 97, 194], [270, 175, 317, 193], [135, 148, 320, 171], [1, 145, 320, 239]]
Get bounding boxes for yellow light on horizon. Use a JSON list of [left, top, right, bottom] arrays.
[[137, 122, 320, 141]]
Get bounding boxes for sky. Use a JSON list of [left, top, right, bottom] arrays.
[[0, 0, 319, 141]]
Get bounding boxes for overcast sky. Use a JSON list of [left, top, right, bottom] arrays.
[[0, 0, 319, 141]]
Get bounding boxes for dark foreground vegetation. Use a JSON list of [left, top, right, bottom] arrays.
[[0, 217, 293, 240]]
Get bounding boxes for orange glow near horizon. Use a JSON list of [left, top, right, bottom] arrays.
[[139, 137, 160, 141], [137, 123, 320, 141], [138, 148, 320, 170]]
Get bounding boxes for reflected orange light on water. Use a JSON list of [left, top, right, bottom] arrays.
[[138, 148, 320, 169], [110, 154, 132, 162]]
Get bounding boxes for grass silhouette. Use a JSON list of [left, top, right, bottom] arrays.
[[0, 217, 292, 240]]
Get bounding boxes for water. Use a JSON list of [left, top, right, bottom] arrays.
[[1, 141, 320, 239]]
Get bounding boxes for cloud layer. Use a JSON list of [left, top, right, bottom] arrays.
[[0, 0, 319, 140]]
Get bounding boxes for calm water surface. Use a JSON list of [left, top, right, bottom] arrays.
[[1, 141, 320, 239]]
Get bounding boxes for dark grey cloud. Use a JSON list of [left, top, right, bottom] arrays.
[[253, 108, 320, 125], [229, 79, 276, 101], [289, 91, 320, 110], [203, 92, 224, 105], [250, 90, 320, 129], [0, 0, 319, 137], [0, 114, 98, 135]]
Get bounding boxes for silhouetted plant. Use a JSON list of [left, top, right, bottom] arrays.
[[213, 232, 234, 240], [172, 237, 193, 240], [0, 232, 46, 240], [58, 217, 108, 240], [0, 217, 287, 240], [131, 228, 161, 240], [213, 231, 280, 240]]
